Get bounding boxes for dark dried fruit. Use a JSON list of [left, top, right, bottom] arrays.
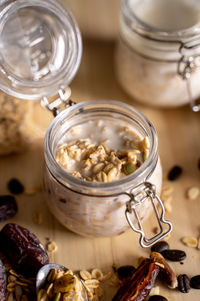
[[0, 259, 6, 301], [117, 265, 136, 280], [161, 249, 186, 262], [151, 241, 169, 253], [178, 274, 191, 293], [167, 166, 182, 181], [0, 195, 18, 222], [112, 259, 160, 301], [150, 252, 177, 289], [149, 296, 168, 301], [0, 223, 49, 276], [190, 275, 200, 289], [7, 178, 24, 194], [198, 158, 200, 170]]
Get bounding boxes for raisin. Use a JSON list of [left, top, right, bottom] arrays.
[[0, 223, 49, 276], [151, 241, 169, 253], [0, 195, 18, 222], [167, 166, 182, 181], [0, 259, 6, 301], [161, 249, 186, 262], [117, 265, 136, 280], [7, 178, 24, 194]]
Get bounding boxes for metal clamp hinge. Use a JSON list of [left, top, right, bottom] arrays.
[[178, 42, 200, 112], [125, 182, 172, 248], [41, 87, 76, 117]]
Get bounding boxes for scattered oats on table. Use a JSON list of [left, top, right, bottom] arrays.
[[181, 237, 198, 248], [186, 187, 200, 201], [46, 241, 58, 253]]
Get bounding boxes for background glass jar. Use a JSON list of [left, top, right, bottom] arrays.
[[115, 0, 200, 111], [44, 100, 172, 246], [0, 0, 82, 154]]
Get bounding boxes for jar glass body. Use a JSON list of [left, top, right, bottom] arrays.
[[44, 100, 162, 237], [0, 0, 82, 154], [115, 0, 200, 108]]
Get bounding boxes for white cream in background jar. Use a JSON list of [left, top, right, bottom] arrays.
[[0, 0, 171, 247], [115, 0, 200, 111]]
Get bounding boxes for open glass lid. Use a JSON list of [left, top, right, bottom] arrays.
[[0, 0, 82, 100]]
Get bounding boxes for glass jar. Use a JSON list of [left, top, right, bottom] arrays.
[[0, 0, 172, 247], [44, 100, 172, 247], [0, 0, 82, 155], [115, 0, 200, 111]]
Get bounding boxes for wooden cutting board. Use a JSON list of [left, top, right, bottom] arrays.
[[0, 39, 200, 301]]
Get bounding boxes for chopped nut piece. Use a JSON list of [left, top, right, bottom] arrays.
[[181, 237, 198, 248], [46, 241, 58, 253], [186, 187, 200, 200]]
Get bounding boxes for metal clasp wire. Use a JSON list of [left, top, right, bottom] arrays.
[[178, 41, 200, 112], [41, 87, 76, 117], [125, 182, 172, 248]]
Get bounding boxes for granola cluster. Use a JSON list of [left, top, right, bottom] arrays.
[[37, 268, 87, 301], [56, 124, 149, 182]]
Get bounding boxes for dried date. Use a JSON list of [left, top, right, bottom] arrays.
[[117, 265, 136, 280], [0, 223, 49, 276], [0, 259, 6, 301], [0, 195, 18, 222], [112, 259, 160, 301]]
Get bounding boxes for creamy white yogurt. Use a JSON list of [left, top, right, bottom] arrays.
[[130, 0, 200, 31]]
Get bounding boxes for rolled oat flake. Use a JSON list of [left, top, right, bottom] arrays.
[[0, 0, 172, 248]]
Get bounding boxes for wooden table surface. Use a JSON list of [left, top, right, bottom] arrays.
[[0, 38, 200, 301]]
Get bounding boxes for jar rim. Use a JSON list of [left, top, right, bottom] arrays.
[[123, 0, 200, 40], [0, 0, 82, 100], [44, 100, 158, 196]]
